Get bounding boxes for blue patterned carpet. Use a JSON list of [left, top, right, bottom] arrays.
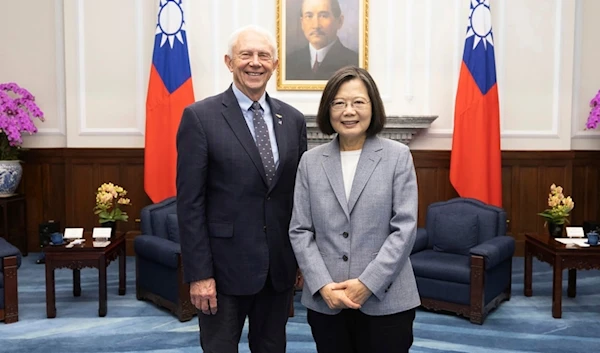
[[0, 254, 599, 352]]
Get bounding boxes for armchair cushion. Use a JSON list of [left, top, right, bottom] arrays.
[[433, 213, 479, 255], [470, 235, 515, 269], [166, 214, 180, 243], [134, 234, 181, 269], [411, 250, 471, 284]]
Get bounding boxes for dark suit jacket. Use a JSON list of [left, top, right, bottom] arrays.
[[286, 40, 359, 80], [176, 86, 307, 296]]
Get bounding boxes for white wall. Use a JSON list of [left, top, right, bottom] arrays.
[[1, 0, 599, 150]]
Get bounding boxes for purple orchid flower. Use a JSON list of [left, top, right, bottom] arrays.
[[586, 89, 600, 130], [0, 82, 45, 159]]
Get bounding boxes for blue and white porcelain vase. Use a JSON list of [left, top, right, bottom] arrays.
[[0, 160, 23, 197]]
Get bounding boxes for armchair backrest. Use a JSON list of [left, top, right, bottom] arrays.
[[426, 197, 506, 248], [140, 197, 177, 240]]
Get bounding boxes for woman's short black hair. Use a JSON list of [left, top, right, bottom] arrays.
[[316, 66, 386, 136]]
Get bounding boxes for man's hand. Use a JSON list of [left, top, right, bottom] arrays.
[[190, 278, 217, 315], [319, 282, 361, 310], [336, 279, 372, 306]]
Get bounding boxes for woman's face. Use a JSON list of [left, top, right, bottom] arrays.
[[329, 78, 372, 146]]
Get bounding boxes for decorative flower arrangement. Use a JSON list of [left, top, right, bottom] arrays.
[[585, 89, 600, 129], [0, 82, 45, 160], [537, 184, 574, 225], [94, 182, 131, 224]]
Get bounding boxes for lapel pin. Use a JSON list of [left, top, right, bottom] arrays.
[[276, 114, 283, 124]]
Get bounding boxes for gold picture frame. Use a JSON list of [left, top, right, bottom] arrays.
[[276, 0, 369, 91]]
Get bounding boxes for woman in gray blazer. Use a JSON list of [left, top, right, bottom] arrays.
[[289, 66, 420, 353]]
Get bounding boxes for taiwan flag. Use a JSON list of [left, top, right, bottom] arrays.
[[450, 0, 502, 207], [145, 0, 195, 203]]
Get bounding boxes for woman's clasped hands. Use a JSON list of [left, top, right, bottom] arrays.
[[319, 278, 373, 310]]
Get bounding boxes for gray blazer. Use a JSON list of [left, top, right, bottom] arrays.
[[289, 136, 421, 316]]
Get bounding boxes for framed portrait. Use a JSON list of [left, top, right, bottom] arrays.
[[276, 0, 369, 91]]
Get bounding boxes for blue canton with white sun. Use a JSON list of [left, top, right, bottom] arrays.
[[152, 0, 192, 93], [462, 0, 497, 95]]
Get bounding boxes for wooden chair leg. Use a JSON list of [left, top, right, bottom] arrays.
[[2, 256, 18, 324]]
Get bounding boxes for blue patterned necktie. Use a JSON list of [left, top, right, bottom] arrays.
[[250, 102, 276, 185]]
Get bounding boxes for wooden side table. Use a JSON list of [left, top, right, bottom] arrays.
[[0, 195, 27, 256], [524, 232, 600, 318], [44, 232, 126, 318]]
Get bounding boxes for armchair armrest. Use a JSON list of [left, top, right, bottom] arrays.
[[470, 235, 515, 269], [412, 228, 429, 254], [134, 234, 181, 269], [0, 237, 22, 271]]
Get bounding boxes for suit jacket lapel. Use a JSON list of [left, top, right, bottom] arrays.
[[221, 87, 269, 186], [321, 138, 350, 220], [348, 137, 382, 214], [320, 40, 343, 71], [267, 95, 286, 190]]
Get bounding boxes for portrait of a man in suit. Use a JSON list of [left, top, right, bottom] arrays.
[[288, 0, 358, 80], [278, 0, 367, 90]]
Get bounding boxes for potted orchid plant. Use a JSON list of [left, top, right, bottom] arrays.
[[0, 82, 44, 196], [538, 184, 574, 238], [94, 182, 131, 237], [94, 182, 131, 223], [585, 89, 600, 129]]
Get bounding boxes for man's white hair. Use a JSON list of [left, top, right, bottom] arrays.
[[227, 25, 278, 61]]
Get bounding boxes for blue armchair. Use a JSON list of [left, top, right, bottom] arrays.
[[134, 197, 195, 322], [0, 237, 21, 324], [410, 198, 514, 324]]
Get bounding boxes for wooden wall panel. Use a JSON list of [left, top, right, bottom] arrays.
[[572, 152, 600, 227], [415, 167, 438, 226], [18, 149, 151, 256], [501, 166, 513, 233], [501, 152, 574, 255], [412, 151, 459, 226], [46, 163, 67, 221], [16, 149, 600, 257], [20, 163, 44, 253], [70, 163, 97, 228], [19, 151, 66, 253]]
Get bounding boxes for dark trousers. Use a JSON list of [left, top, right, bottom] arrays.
[[197, 278, 293, 353], [307, 307, 416, 353]]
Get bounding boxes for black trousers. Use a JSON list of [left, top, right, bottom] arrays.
[[197, 278, 293, 353], [307, 307, 416, 353]]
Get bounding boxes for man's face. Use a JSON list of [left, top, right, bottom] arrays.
[[300, 0, 343, 50], [224, 30, 278, 101]]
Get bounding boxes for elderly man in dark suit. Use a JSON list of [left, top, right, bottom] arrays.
[[287, 0, 359, 80], [176, 24, 307, 353]]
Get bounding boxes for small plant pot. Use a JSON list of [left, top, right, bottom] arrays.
[[547, 222, 564, 238]]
